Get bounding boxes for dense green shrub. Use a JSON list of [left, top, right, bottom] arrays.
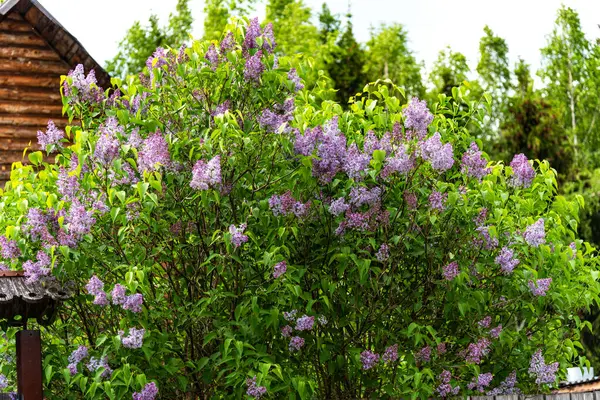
[[0, 18, 597, 399]]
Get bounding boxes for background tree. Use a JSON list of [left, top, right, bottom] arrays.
[[363, 23, 424, 99], [105, 0, 193, 80], [428, 47, 472, 99]]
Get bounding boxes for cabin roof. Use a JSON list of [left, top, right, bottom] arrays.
[[0, 271, 70, 326], [0, 0, 110, 88]]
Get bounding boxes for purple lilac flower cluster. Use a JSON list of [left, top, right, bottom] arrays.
[[132, 382, 159, 400], [429, 191, 447, 211], [67, 345, 88, 375], [190, 156, 221, 190], [288, 68, 304, 91], [0, 375, 7, 390], [443, 261, 459, 281], [138, 131, 171, 172], [328, 197, 350, 216], [403, 97, 433, 140], [86, 275, 108, 306], [486, 371, 521, 395], [467, 373, 493, 393], [420, 132, 454, 172], [528, 278, 552, 296], [489, 325, 503, 339], [37, 120, 64, 149], [289, 336, 305, 351], [376, 244, 389, 262], [65, 199, 96, 242], [465, 338, 491, 364], [57, 167, 80, 200], [0, 236, 20, 260], [229, 224, 248, 248], [528, 349, 559, 384], [246, 376, 267, 399], [272, 261, 287, 278], [416, 345, 432, 363], [476, 225, 499, 250], [86, 356, 112, 378], [495, 247, 520, 274], [523, 218, 545, 247], [244, 51, 265, 82], [509, 153, 536, 188], [258, 98, 294, 134], [63, 64, 104, 104], [461, 142, 491, 180], [120, 327, 145, 349], [269, 191, 311, 218], [478, 316, 492, 328], [281, 325, 293, 337], [360, 350, 380, 370], [23, 251, 51, 284], [295, 315, 315, 331], [436, 370, 460, 398], [382, 344, 398, 363]]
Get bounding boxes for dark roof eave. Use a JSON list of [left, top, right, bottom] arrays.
[[0, 0, 111, 88]]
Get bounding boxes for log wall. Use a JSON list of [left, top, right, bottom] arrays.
[[0, 11, 68, 182]]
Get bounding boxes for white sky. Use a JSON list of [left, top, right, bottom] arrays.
[[39, 0, 600, 77]]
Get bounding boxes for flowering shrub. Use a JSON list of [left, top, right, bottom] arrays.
[[0, 18, 597, 398]]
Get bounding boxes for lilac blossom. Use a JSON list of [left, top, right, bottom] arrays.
[[509, 153, 536, 188], [86, 356, 112, 378], [120, 327, 145, 349], [242, 18, 262, 54], [318, 315, 328, 326], [476, 226, 499, 250], [245, 376, 267, 399], [229, 224, 248, 248], [244, 50, 265, 82], [360, 350, 380, 370], [436, 370, 460, 397], [495, 247, 520, 274], [467, 373, 493, 393], [403, 97, 433, 140], [68, 345, 88, 364], [349, 186, 381, 207], [295, 315, 315, 331], [461, 142, 491, 180], [376, 244, 389, 262], [111, 284, 126, 305], [262, 22, 276, 53], [528, 278, 552, 296], [524, 218, 545, 247], [190, 156, 221, 190], [283, 310, 297, 321], [288, 68, 304, 91], [65, 199, 95, 240], [381, 145, 414, 178], [343, 143, 371, 180], [132, 382, 159, 400], [289, 336, 305, 352], [138, 132, 171, 172], [220, 32, 235, 53], [329, 197, 349, 216], [382, 344, 398, 363], [474, 208, 488, 226], [146, 48, 167, 70], [0, 374, 7, 390], [489, 325, 503, 339], [429, 191, 446, 211], [421, 132, 454, 171], [37, 120, 64, 149], [0, 236, 20, 260], [23, 251, 51, 284], [123, 294, 144, 313], [273, 261, 287, 278], [63, 64, 104, 103], [465, 338, 491, 364], [312, 118, 348, 183], [404, 192, 418, 210], [281, 325, 292, 337], [529, 349, 559, 385], [416, 345, 431, 363], [57, 168, 80, 200], [204, 44, 218, 69], [94, 118, 121, 165], [258, 99, 294, 133], [294, 126, 322, 156], [437, 342, 447, 354], [487, 371, 521, 395], [478, 316, 492, 328], [212, 101, 230, 117]]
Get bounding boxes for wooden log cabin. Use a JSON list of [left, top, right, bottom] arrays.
[[0, 0, 110, 182]]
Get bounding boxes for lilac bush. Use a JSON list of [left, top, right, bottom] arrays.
[[0, 17, 597, 399]]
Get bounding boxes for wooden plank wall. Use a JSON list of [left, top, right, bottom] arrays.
[[0, 11, 68, 182]]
